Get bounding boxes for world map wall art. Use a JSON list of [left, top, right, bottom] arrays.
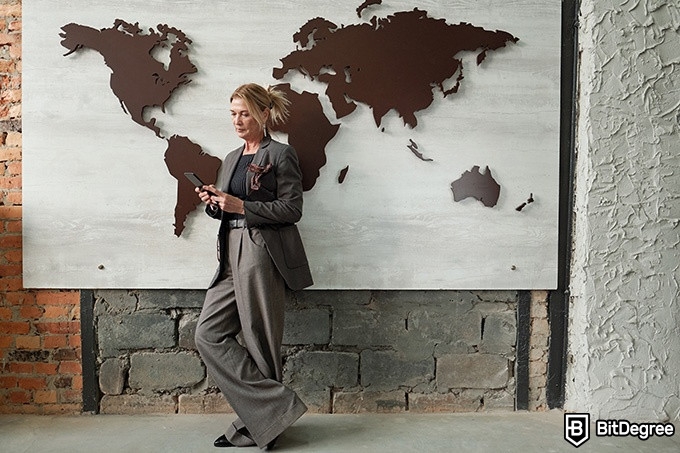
[[23, 0, 562, 289]]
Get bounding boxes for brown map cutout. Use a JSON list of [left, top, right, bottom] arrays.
[[408, 139, 433, 162], [164, 135, 221, 236], [451, 166, 501, 208], [60, 20, 197, 137], [516, 193, 535, 212], [338, 165, 350, 184], [60, 19, 220, 237], [270, 84, 340, 191], [273, 8, 519, 129], [357, 0, 382, 18]]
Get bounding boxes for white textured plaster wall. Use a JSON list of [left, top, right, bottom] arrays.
[[567, 0, 680, 421]]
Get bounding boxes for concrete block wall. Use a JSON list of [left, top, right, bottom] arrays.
[[94, 289, 519, 414]]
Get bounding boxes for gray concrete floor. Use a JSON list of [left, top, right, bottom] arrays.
[[1, 411, 678, 452]]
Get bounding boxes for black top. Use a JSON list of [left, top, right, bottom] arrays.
[[228, 153, 255, 200]]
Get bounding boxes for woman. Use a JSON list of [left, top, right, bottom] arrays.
[[194, 83, 313, 450]]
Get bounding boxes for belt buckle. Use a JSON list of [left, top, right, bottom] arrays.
[[229, 218, 245, 229]]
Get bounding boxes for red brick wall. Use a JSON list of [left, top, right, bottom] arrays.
[[0, 1, 83, 414]]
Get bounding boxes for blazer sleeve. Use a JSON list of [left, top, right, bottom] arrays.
[[243, 145, 303, 226]]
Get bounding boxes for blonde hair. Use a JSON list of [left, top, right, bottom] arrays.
[[230, 83, 290, 131]]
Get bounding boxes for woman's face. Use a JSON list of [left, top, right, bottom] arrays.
[[230, 97, 263, 142]]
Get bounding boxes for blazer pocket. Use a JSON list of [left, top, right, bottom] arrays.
[[248, 184, 275, 202], [257, 171, 276, 191], [248, 171, 277, 201]]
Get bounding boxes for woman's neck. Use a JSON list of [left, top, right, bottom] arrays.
[[243, 134, 264, 155]]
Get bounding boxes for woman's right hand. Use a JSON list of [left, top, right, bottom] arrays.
[[195, 186, 216, 205]]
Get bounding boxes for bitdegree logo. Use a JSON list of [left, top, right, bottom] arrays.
[[564, 413, 590, 447], [565, 413, 676, 448], [596, 419, 675, 441]]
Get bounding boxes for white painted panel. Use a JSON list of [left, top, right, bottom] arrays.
[[23, 0, 561, 289]]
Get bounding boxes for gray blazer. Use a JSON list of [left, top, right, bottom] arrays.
[[207, 136, 314, 291]]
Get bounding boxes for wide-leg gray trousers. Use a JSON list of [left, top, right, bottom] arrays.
[[195, 227, 307, 448]]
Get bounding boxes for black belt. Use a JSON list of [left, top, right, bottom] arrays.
[[227, 218, 247, 229]]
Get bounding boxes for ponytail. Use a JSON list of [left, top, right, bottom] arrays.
[[266, 85, 291, 128]]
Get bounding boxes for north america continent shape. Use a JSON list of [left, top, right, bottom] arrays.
[[60, 19, 221, 236], [60, 19, 197, 137]]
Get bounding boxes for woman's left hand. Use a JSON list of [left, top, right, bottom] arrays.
[[206, 185, 245, 215]]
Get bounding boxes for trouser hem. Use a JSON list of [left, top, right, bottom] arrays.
[[254, 396, 308, 448]]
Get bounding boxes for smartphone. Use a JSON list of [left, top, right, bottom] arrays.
[[184, 172, 217, 195]]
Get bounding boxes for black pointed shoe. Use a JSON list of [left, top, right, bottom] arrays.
[[214, 434, 235, 448], [265, 436, 279, 450]]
